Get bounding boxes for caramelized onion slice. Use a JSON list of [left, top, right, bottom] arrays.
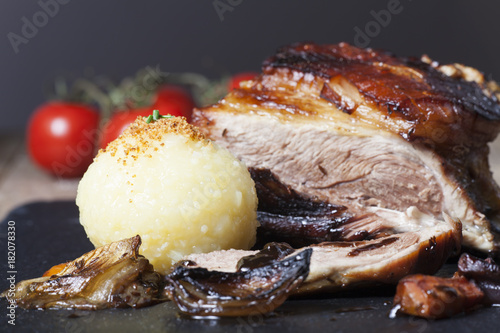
[[164, 245, 312, 317], [250, 168, 362, 247], [458, 253, 500, 304], [236, 242, 295, 272], [1, 235, 166, 310]]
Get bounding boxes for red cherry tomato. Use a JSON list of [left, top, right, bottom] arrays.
[[228, 72, 258, 91], [99, 108, 152, 149], [100, 86, 195, 149], [27, 102, 99, 178], [153, 85, 195, 121]]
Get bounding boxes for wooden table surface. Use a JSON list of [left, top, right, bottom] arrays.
[[3, 133, 500, 222], [0, 133, 79, 221]]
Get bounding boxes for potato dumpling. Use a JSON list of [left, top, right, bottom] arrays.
[[76, 116, 258, 274]]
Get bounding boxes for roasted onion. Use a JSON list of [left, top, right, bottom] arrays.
[[164, 243, 312, 317], [1, 236, 165, 310]]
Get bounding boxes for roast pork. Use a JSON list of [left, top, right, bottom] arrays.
[[193, 42, 500, 253], [184, 209, 461, 295]]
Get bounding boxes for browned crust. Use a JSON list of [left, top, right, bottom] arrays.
[[242, 42, 500, 150], [264, 42, 500, 122]]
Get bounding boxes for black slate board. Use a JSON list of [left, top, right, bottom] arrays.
[[1, 201, 500, 333]]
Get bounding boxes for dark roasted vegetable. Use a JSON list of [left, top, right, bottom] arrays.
[[1, 236, 166, 310], [236, 242, 295, 272], [390, 252, 500, 319], [458, 253, 500, 304], [164, 244, 312, 317], [391, 274, 484, 319], [251, 168, 360, 247]]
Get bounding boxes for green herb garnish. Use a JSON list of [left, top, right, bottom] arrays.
[[145, 110, 174, 124]]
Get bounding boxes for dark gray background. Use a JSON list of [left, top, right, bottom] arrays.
[[1, 0, 499, 132]]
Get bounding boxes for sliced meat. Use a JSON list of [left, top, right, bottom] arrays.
[[183, 211, 461, 295], [251, 167, 450, 248], [193, 42, 500, 253], [391, 274, 484, 319]]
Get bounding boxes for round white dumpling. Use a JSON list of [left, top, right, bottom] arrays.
[[76, 116, 258, 274]]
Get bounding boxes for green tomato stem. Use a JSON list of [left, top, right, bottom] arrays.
[[145, 110, 174, 124]]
